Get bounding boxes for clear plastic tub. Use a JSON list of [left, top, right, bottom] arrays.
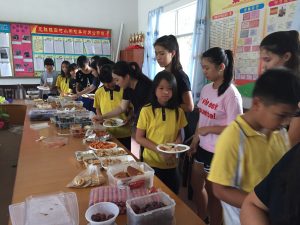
[[42, 136, 68, 148], [28, 109, 57, 121], [107, 162, 154, 189], [126, 192, 176, 225], [9, 192, 79, 225], [70, 124, 85, 138]]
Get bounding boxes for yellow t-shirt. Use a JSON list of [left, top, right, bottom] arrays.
[[137, 105, 187, 169], [208, 115, 289, 193], [56, 75, 71, 95], [93, 86, 131, 138]]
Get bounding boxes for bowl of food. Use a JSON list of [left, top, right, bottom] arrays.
[[89, 141, 117, 151], [85, 202, 119, 225]]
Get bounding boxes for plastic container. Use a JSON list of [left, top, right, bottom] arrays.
[[28, 109, 57, 121], [42, 136, 68, 148], [107, 162, 154, 189], [9, 192, 79, 225], [126, 192, 176, 225], [85, 202, 119, 225], [70, 124, 85, 138]]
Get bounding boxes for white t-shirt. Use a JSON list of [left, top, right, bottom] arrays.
[[197, 83, 243, 153]]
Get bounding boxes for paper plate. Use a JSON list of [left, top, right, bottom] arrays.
[[156, 143, 190, 154], [37, 86, 50, 91], [103, 118, 124, 128]]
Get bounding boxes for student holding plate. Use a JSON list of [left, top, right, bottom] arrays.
[[39, 58, 58, 98]]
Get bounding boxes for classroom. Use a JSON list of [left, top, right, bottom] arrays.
[[1, 0, 300, 224]]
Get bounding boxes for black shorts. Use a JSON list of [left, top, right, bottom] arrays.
[[194, 146, 214, 173]]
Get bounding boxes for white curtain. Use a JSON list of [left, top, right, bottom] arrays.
[[291, 0, 300, 31], [189, 0, 210, 103], [142, 7, 163, 79]]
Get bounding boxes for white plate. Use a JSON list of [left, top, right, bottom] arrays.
[[82, 94, 95, 98], [156, 143, 190, 154], [37, 86, 50, 91], [103, 118, 124, 128]]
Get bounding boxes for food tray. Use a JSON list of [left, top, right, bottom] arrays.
[[107, 162, 154, 189], [100, 155, 136, 170], [89, 141, 118, 151], [94, 147, 128, 158], [89, 186, 130, 215], [75, 150, 98, 161]]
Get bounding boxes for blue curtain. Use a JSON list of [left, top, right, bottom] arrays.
[[291, 0, 300, 31], [142, 7, 163, 79], [189, 0, 210, 103]]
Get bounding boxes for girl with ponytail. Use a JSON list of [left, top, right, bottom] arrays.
[[260, 30, 300, 147], [188, 47, 243, 225], [154, 35, 194, 112]]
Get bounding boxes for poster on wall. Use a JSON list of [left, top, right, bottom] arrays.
[[10, 23, 34, 77], [29, 24, 111, 76], [0, 23, 13, 77], [266, 0, 297, 34], [210, 0, 298, 97]]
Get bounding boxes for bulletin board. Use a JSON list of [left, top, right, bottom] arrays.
[[0, 22, 112, 77], [210, 0, 297, 97]]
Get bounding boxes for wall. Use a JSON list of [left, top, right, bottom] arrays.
[[0, 0, 138, 84]]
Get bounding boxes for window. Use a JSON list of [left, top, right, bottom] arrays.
[[157, 2, 197, 74]]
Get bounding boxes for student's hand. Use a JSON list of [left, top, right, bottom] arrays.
[[188, 135, 199, 157], [71, 94, 78, 100], [93, 115, 104, 123], [198, 127, 210, 136]]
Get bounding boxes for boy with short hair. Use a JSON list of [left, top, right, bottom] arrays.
[[207, 68, 300, 225], [40, 57, 58, 98]]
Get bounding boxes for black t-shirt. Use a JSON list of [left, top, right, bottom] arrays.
[[75, 70, 94, 92], [92, 77, 101, 88], [69, 78, 77, 94], [254, 142, 300, 224], [172, 69, 191, 105], [123, 76, 153, 120]]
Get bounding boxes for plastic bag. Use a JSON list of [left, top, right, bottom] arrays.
[[67, 165, 105, 188]]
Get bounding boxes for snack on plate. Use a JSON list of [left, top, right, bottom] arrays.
[[114, 171, 129, 179], [101, 158, 122, 168], [103, 118, 124, 127], [83, 158, 101, 167], [67, 165, 105, 188], [89, 141, 117, 150], [113, 166, 144, 178], [94, 148, 127, 157], [127, 166, 144, 176], [157, 143, 190, 153], [75, 150, 97, 161], [100, 155, 136, 170]]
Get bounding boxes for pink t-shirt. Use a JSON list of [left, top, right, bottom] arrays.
[[197, 83, 243, 153]]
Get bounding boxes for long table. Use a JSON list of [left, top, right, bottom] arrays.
[[10, 107, 205, 225]]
